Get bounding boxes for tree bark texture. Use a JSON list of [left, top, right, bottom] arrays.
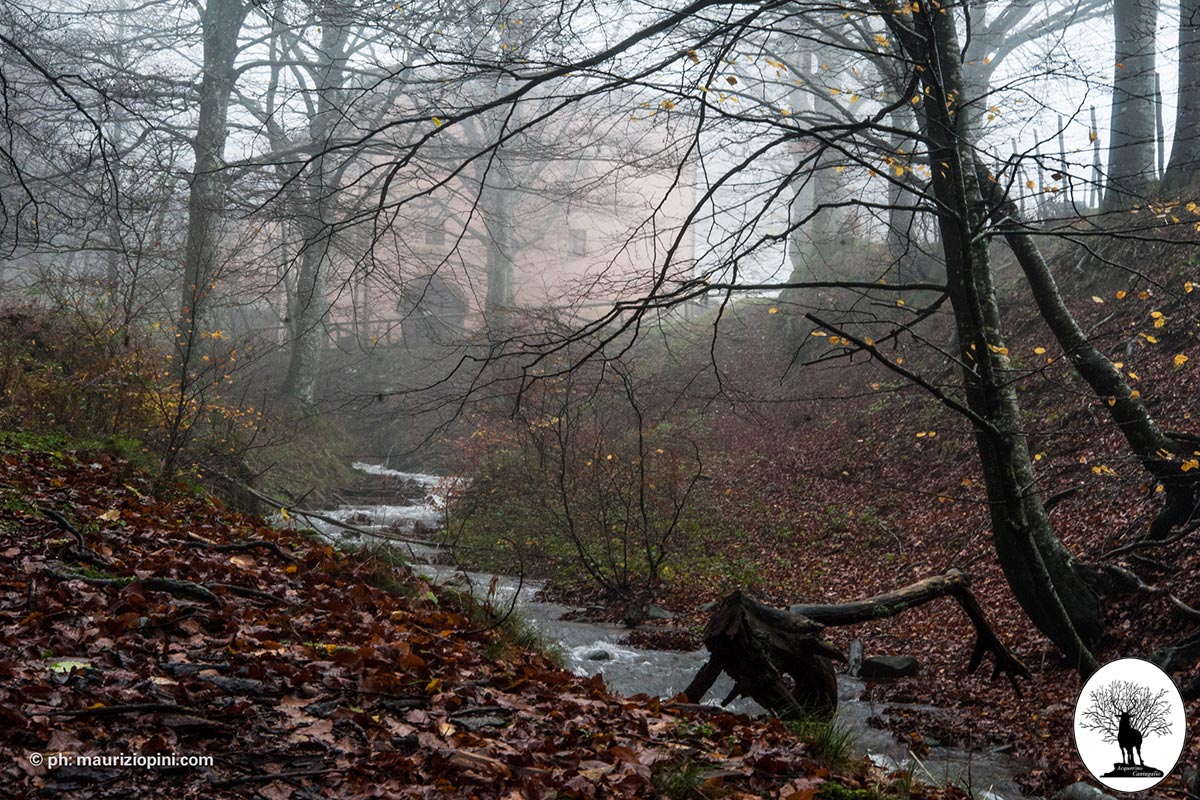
[[684, 571, 1029, 719], [1165, 0, 1200, 191], [1105, 0, 1159, 209], [878, 0, 1103, 673]]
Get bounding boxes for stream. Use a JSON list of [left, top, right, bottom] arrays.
[[308, 462, 1027, 799]]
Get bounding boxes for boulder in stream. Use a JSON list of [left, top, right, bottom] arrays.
[[860, 655, 919, 678], [647, 604, 675, 620], [1051, 782, 1120, 800]]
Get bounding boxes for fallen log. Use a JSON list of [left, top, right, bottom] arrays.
[[684, 568, 1029, 719]]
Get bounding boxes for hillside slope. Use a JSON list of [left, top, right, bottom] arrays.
[[0, 435, 953, 799]]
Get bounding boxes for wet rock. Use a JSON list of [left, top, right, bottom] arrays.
[[1052, 782, 1120, 800], [443, 573, 472, 589], [646, 605, 675, 620], [586, 649, 613, 661], [304, 699, 341, 718], [450, 707, 514, 731], [860, 655, 919, 678]]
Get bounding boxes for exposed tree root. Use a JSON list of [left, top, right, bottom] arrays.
[[685, 569, 1028, 719], [46, 567, 223, 607], [185, 531, 297, 563]]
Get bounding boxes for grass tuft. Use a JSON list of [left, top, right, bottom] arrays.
[[786, 712, 858, 771]]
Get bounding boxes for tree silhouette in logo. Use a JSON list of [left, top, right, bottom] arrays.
[[1080, 680, 1173, 778]]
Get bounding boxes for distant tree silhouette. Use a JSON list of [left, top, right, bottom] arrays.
[[1081, 680, 1173, 766]]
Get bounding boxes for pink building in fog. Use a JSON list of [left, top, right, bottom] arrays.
[[309, 107, 699, 350]]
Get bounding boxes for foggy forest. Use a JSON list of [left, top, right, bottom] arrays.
[[1, 0, 1199, 796]]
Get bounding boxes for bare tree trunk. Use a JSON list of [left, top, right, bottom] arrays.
[[169, 0, 247, 471], [1104, 0, 1159, 210], [887, 104, 925, 283], [1164, 0, 1200, 192], [480, 0, 519, 329], [978, 164, 1200, 540], [884, 0, 1102, 673], [179, 0, 246, 358], [808, 45, 847, 274], [482, 171, 515, 322], [783, 45, 815, 290], [283, 15, 347, 410]]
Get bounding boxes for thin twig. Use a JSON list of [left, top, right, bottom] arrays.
[[41, 507, 86, 547], [805, 313, 1002, 438], [211, 582, 295, 605]]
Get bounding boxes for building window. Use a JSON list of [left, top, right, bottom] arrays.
[[425, 221, 446, 246], [568, 228, 587, 256]]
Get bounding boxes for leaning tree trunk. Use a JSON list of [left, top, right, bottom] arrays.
[[877, 0, 1103, 674], [684, 570, 1029, 719], [977, 160, 1200, 541], [1104, 0, 1159, 210], [1164, 0, 1200, 193]]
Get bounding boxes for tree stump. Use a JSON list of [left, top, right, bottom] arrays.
[[684, 569, 1029, 719], [683, 591, 844, 719]]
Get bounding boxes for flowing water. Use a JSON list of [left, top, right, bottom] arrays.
[[305, 463, 1027, 799]]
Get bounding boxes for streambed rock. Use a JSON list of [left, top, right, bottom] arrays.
[[860, 655, 919, 678], [1052, 782, 1120, 800]]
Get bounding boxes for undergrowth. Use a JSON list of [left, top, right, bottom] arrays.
[[439, 581, 568, 667], [786, 712, 859, 771], [360, 541, 568, 667]]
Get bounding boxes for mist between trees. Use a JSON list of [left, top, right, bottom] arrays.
[[2, 0, 1200, 686]]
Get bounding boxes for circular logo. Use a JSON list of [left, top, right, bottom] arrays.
[[1073, 658, 1186, 792]]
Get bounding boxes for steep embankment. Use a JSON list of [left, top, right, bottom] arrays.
[[645, 247, 1200, 795], [0, 435, 955, 799]]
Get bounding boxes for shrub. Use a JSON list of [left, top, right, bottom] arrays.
[[0, 304, 163, 439], [446, 362, 706, 621]]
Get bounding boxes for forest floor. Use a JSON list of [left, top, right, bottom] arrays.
[[0, 433, 968, 800], [433, 243, 1200, 797], [429, 244, 1200, 797], [587, 265, 1200, 797]]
